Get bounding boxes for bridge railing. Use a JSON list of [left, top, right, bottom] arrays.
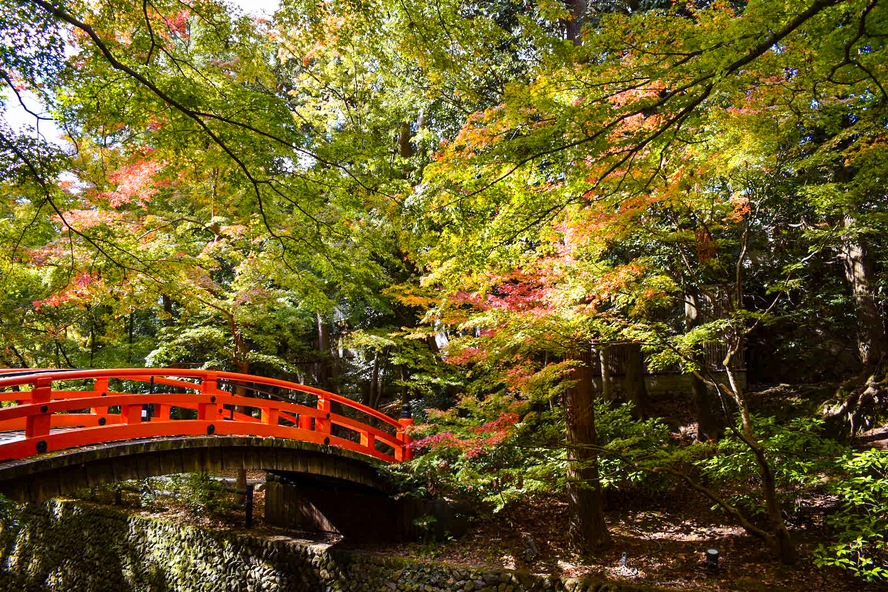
[[0, 369, 413, 464]]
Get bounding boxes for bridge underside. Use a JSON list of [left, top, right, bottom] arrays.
[[0, 436, 390, 503]]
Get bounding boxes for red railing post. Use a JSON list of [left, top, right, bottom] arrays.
[[121, 373, 145, 424], [25, 379, 52, 439], [93, 378, 109, 395], [121, 405, 142, 424], [360, 430, 376, 452], [123, 375, 145, 424], [155, 404, 171, 420], [92, 377, 109, 420], [396, 420, 414, 461], [396, 403, 414, 461], [261, 404, 279, 426], [199, 372, 220, 421], [316, 396, 331, 436]]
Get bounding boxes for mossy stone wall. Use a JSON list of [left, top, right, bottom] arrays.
[[0, 500, 665, 592]]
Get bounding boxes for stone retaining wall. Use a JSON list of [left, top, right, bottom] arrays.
[[0, 500, 666, 592]]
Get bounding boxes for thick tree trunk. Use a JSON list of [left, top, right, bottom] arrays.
[[397, 122, 413, 158], [824, 218, 888, 434], [841, 217, 887, 366], [623, 343, 650, 417], [690, 375, 722, 441], [564, 346, 610, 551], [564, 0, 587, 44]]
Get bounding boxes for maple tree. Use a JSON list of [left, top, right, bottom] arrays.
[[405, 0, 888, 565]]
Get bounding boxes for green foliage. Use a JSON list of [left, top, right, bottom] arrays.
[[411, 514, 443, 543], [168, 472, 233, 516], [403, 389, 545, 507], [405, 392, 669, 513], [596, 402, 671, 492], [0, 493, 19, 528], [814, 450, 888, 583], [697, 416, 846, 517]]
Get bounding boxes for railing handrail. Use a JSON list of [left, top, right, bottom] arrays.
[[0, 368, 400, 429]]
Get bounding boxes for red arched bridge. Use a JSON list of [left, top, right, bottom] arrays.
[[0, 368, 414, 502]]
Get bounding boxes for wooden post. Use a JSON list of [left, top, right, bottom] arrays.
[[155, 404, 171, 420], [397, 403, 414, 461], [199, 373, 220, 421], [92, 378, 109, 418], [121, 405, 142, 424], [360, 431, 376, 452], [316, 397, 331, 435], [25, 379, 52, 439], [244, 484, 254, 529], [261, 406, 280, 425]]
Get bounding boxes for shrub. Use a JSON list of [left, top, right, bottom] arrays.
[[815, 449, 888, 582]]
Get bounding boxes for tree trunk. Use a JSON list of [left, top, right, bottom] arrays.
[[367, 352, 381, 409], [127, 313, 134, 364], [162, 295, 174, 327], [823, 218, 888, 434], [10, 346, 28, 368], [690, 375, 722, 441], [564, 345, 610, 551], [623, 343, 650, 417], [685, 292, 725, 441], [744, 423, 799, 564], [721, 349, 799, 565], [564, 0, 587, 44], [841, 216, 887, 366], [88, 304, 96, 368], [399, 364, 410, 414], [760, 453, 799, 564], [397, 122, 413, 158], [316, 312, 332, 389], [598, 344, 613, 402]]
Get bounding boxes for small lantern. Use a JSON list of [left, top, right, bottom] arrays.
[[705, 548, 719, 573]]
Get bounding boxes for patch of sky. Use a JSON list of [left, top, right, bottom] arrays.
[[228, 0, 280, 17], [2, 89, 65, 147]]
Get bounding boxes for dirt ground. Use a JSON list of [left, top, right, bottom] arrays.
[[121, 481, 877, 592], [333, 482, 881, 592]]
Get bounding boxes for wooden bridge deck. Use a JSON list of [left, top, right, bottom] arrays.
[[0, 435, 392, 502]]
